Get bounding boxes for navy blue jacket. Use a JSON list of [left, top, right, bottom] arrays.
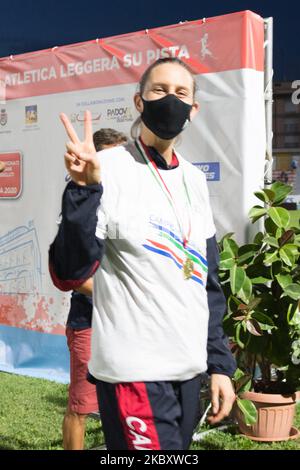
[[49, 146, 236, 377]]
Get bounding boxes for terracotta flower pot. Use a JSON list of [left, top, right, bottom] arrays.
[[235, 390, 298, 441]]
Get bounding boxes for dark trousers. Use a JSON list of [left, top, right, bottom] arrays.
[[95, 374, 202, 450]]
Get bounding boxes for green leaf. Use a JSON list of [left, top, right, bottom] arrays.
[[234, 373, 252, 394], [253, 232, 264, 244], [282, 283, 300, 301], [276, 273, 293, 289], [238, 377, 252, 394], [230, 265, 246, 295], [251, 311, 275, 330], [283, 243, 299, 256], [254, 191, 269, 203], [294, 234, 300, 246], [251, 276, 272, 284], [248, 206, 267, 223], [271, 181, 293, 204], [236, 398, 258, 426], [276, 227, 283, 239], [218, 232, 235, 250], [268, 207, 290, 229], [223, 238, 239, 257], [237, 276, 252, 303], [265, 217, 278, 236], [247, 265, 272, 283], [279, 246, 295, 266], [264, 189, 276, 202], [287, 303, 299, 325], [264, 250, 279, 265], [246, 319, 263, 336], [233, 315, 247, 321], [263, 236, 279, 248], [231, 296, 243, 307], [238, 253, 255, 266], [219, 251, 236, 270], [233, 368, 245, 382], [237, 244, 257, 266], [271, 260, 284, 277], [247, 298, 262, 310], [254, 189, 275, 204], [235, 322, 245, 349], [238, 244, 258, 256]]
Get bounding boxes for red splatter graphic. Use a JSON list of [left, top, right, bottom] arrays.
[[0, 294, 66, 335], [0, 294, 28, 326]]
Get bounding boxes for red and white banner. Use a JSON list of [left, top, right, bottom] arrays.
[[0, 10, 265, 382]]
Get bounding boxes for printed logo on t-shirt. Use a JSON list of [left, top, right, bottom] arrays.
[[142, 218, 207, 286]]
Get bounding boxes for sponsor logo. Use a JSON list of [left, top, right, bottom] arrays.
[[76, 97, 125, 107], [70, 113, 77, 124], [200, 33, 213, 60], [70, 111, 101, 123], [125, 416, 152, 450], [0, 108, 7, 126], [106, 107, 134, 122], [25, 105, 38, 124], [0, 151, 22, 199], [193, 162, 220, 181]]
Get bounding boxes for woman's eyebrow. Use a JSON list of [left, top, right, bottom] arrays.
[[151, 82, 190, 91], [151, 82, 167, 87]]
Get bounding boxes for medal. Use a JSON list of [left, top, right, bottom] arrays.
[[183, 257, 194, 280], [135, 138, 194, 280]]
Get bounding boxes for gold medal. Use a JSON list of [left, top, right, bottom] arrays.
[[183, 257, 194, 280]]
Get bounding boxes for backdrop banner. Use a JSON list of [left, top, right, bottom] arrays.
[[0, 10, 265, 382]]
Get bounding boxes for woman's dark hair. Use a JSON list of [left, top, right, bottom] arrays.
[[131, 57, 196, 139]]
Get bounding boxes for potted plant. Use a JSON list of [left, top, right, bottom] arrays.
[[218, 181, 300, 441]]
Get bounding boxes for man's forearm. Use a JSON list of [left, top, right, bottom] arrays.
[[76, 277, 93, 296]]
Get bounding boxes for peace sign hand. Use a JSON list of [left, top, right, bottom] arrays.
[[60, 110, 101, 186]]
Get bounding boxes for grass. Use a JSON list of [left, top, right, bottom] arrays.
[[191, 404, 300, 450], [0, 371, 299, 450], [0, 372, 104, 450]]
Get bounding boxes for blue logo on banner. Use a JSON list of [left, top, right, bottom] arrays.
[[193, 162, 220, 181]]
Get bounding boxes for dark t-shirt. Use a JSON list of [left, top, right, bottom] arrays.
[[66, 291, 92, 329]]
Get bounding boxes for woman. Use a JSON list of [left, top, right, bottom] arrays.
[[49, 57, 236, 450]]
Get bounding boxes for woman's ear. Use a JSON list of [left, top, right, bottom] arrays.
[[190, 101, 200, 121], [134, 93, 144, 113]]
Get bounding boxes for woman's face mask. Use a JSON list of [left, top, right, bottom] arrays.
[[141, 94, 192, 140]]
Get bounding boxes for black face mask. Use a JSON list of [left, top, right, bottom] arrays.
[[141, 94, 192, 140]]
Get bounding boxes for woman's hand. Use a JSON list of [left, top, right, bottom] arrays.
[[207, 374, 236, 425], [60, 110, 101, 186]]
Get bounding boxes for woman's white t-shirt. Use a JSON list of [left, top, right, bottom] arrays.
[[89, 142, 216, 383]]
